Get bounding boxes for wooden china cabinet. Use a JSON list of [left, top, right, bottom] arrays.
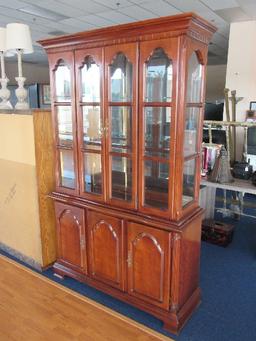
[[39, 13, 216, 334]]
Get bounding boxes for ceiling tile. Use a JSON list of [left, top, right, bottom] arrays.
[[57, 0, 110, 13], [139, 0, 181, 17], [59, 18, 96, 30], [21, 0, 87, 17], [165, 0, 210, 12], [97, 10, 134, 24], [118, 5, 156, 20], [77, 14, 115, 27], [238, 4, 256, 20], [0, 0, 24, 9], [200, 0, 239, 11], [215, 7, 252, 22], [95, 0, 131, 9]]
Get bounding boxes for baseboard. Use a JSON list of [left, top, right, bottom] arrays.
[[0, 242, 42, 271]]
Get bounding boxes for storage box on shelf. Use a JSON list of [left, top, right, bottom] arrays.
[[39, 13, 216, 334]]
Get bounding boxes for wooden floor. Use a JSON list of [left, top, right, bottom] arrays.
[[0, 255, 172, 341]]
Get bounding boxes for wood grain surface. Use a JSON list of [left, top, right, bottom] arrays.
[[0, 255, 171, 341]]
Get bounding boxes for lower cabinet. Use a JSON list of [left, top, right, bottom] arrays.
[[55, 202, 87, 274], [127, 222, 171, 310], [87, 210, 125, 291]]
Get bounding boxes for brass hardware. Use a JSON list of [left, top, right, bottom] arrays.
[[127, 250, 132, 267]]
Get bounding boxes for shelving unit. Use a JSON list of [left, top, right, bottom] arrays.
[[39, 13, 216, 334]]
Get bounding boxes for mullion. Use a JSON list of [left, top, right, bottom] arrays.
[[110, 151, 131, 158], [143, 155, 169, 164], [184, 154, 199, 162], [143, 102, 172, 107], [81, 148, 102, 154]]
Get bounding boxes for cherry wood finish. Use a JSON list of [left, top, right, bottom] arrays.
[[87, 210, 125, 291], [55, 202, 87, 274], [127, 222, 171, 310], [40, 12, 216, 334]]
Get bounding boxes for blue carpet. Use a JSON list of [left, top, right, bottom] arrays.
[[1, 199, 256, 340]]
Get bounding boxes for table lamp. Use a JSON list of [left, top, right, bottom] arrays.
[[6, 23, 33, 110], [0, 27, 12, 109]]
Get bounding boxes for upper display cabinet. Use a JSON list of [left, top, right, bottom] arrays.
[[41, 13, 216, 222]]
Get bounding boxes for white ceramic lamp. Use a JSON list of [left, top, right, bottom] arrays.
[[6, 23, 33, 110], [0, 27, 12, 109]]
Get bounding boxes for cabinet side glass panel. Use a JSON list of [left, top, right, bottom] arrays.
[[59, 149, 75, 189], [144, 107, 171, 158], [55, 62, 71, 102], [186, 52, 202, 103], [144, 160, 169, 210], [111, 156, 132, 201], [182, 158, 196, 207], [109, 53, 132, 102], [145, 48, 172, 102], [83, 153, 102, 194], [183, 107, 199, 157]]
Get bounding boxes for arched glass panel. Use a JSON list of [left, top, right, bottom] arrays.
[[145, 48, 173, 102], [81, 56, 100, 102], [186, 52, 202, 103], [109, 53, 132, 102], [55, 60, 71, 102]]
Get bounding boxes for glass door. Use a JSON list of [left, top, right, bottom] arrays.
[[49, 51, 78, 195], [105, 43, 138, 209], [75, 48, 105, 201], [139, 39, 177, 218]]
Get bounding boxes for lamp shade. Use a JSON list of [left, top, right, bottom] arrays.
[[0, 27, 6, 52], [6, 23, 33, 54]]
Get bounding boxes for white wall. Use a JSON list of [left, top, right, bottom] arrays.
[[225, 20, 256, 159], [205, 64, 227, 103], [5, 62, 50, 85]]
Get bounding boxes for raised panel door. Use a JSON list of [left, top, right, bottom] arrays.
[[48, 51, 78, 196], [55, 202, 87, 273], [75, 48, 106, 202], [104, 43, 138, 210], [138, 38, 178, 219], [87, 210, 125, 290], [127, 222, 171, 309]]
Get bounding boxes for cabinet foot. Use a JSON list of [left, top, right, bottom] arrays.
[[163, 320, 179, 335]]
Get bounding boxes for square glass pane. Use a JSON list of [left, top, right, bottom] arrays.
[[81, 57, 100, 102], [83, 106, 102, 150], [55, 64, 71, 102], [83, 153, 102, 195], [109, 53, 132, 102], [144, 107, 171, 158], [184, 107, 199, 157], [59, 149, 75, 189], [57, 106, 73, 147], [145, 48, 173, 102], [111, 106, 131, 153], [144, 160, 169, 210], [111, 156, 132, 201], [186, 52, 202, 103], [182, 158, 196, 207]]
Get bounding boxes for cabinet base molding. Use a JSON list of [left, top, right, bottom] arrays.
[[53, 262, 201, 335]]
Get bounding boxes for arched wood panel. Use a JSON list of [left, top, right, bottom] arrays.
[[55, 202, 87, 273], [87, 210, 125, 290], [127, 222, 171, 310]]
